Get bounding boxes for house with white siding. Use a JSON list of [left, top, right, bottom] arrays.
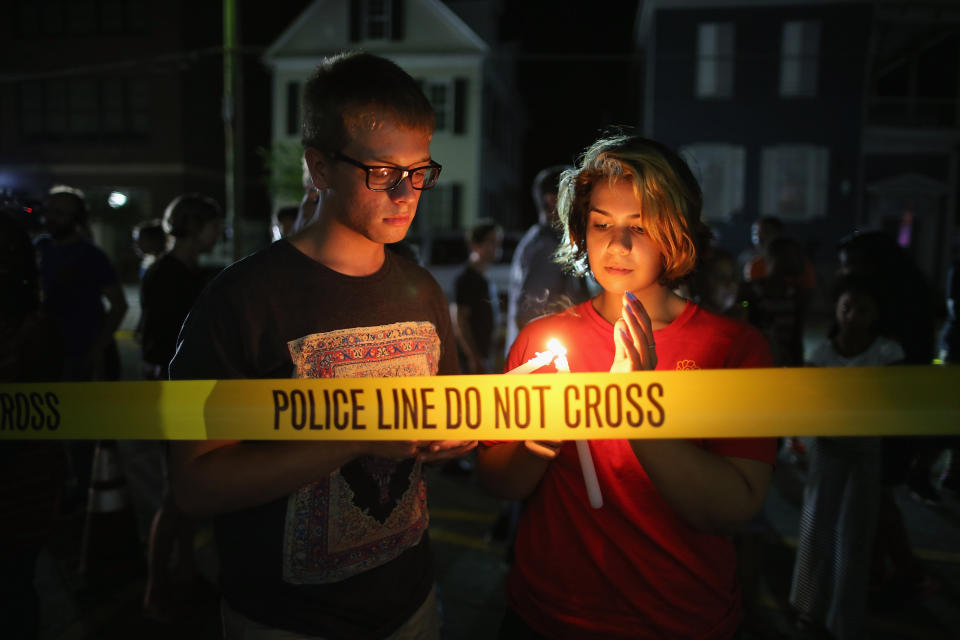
[[264, 0, 525, 238]]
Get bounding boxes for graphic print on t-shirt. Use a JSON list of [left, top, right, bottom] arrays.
[[281, 321, 440, 584]]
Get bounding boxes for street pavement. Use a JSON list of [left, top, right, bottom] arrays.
[[32, 449, 960, 639], [29, 289, 960, 639]]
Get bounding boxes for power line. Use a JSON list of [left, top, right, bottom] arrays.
[[0, 45, 266, 84]]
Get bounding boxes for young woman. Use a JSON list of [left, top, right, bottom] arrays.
[[478, 134, 775, 639]]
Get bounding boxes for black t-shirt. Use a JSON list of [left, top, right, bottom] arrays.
[[454, 265, 496, 359], [139, 253, 209, 371], [170, 240, 458, 638]]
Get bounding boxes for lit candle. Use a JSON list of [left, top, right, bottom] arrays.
[[520, 339, 603, 509], [546, 339, 569, 373], [505, 349, 557, 375]]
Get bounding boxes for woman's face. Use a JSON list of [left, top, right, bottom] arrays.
[[585, 179, 665, 296]]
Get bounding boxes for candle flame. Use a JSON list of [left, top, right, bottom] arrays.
[[546, 338, 566, 357]]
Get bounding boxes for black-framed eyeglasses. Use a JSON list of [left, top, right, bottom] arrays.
[[333, 151, 442, 191]]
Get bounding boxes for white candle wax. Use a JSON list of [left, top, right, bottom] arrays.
[[576, 441, 604, 509], [548, 340, 604, 509], [505, 350, 556, 375]]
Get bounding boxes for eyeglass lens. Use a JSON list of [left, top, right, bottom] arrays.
[[368, 166, 440, 190]]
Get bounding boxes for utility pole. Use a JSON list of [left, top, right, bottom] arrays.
[[223, 0, 244, 260]]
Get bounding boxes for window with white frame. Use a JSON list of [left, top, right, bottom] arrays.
[[425, 80, 452, 132], [780, 21, 820, 97], [679, 143, 745, 221], [420, 78, 463, 133], [760, 145, 829, 220], [695, 23, 735, 98], [362, 0, 392, 40], [20, 76, 148, 139]]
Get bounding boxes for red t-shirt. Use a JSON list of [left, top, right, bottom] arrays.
[[499, 300, 775, 639]]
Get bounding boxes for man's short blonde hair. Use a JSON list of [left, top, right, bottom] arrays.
[[301, 51, 435, 153]]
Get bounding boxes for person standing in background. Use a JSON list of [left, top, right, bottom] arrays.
[[139, 194, 224, 380], [742, 215, 816, 290], [35, 185, 127, 511], [131, 194, 224, 621], [36, 185, 128, 382], [452, 219, 503, 374], [505, 165, 591, 356]]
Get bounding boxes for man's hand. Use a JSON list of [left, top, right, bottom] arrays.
[[522, 440, 563, 460], [417, 440, 478, 463]]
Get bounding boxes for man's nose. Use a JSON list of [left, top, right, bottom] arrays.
[[388, 175, 417, 200]]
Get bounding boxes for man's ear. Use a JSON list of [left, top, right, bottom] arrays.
[[304, 148, 329, 190]]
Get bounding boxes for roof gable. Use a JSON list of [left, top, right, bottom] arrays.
[[266, 0, 487, 61]]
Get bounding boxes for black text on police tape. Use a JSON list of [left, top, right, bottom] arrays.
[[271, 382, 665, 431], [0, 392, 61, 431]]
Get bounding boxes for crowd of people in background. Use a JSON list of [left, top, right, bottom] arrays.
[[1, 48, 959, 640]]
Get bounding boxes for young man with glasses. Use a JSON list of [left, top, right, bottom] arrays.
[[169, 52, 474, 639]]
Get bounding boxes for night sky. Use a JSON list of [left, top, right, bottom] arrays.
[[500, 0, 642, 224], [3, 0, 639, 235]]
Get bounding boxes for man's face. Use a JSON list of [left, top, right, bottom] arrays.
[[43, 193, 81, 239], [314, 117, 433, 246], [196, 219, 223, 253], [474, 230, 502, 264]]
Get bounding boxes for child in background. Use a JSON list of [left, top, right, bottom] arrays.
[[789, 274, 904, 640], [477, 134, 775, 639]]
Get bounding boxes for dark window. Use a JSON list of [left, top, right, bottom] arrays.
[[695, 22, 734, 99], [451, 183, 462, 229], [16, 0, 147, 35], [453, 78, 467, 134], [780, 21, 819, 97], [349, 0, 404, 42], [286, 82, 300, 136], [19, 76, 149, 140]]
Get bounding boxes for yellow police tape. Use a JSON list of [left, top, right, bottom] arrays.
[[1, 366, 958, 441]]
